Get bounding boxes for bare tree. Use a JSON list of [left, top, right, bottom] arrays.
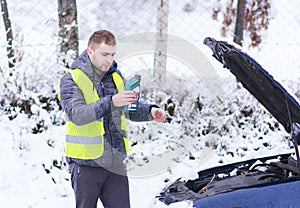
[[1, 0, 16, 69], [233, 0, 246, 46], [212, 0, 271, 48], [244, 0, 271, 47], [57, 0, 78, 68]]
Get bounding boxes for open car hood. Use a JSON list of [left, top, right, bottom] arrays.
[[157, 38, 300, 207], [203, 37, 300, 133]]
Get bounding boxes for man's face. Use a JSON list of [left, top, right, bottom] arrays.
[[88, 42, 116, 74]]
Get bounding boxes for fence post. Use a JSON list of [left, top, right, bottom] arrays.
[[154, 0, 169, 89]]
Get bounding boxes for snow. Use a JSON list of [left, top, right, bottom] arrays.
[[0, 1, 300, 208]]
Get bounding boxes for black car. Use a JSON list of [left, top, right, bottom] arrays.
[[157, 38, 300, 208]]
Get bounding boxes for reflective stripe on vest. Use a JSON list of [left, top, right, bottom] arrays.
[[65, 68, 129, 160]]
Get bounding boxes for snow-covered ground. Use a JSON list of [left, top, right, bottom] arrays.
[[0, 100, 294, 208], [1, 1, 300, 208]]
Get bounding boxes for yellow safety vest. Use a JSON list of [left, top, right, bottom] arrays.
[[64, 68, 129, 160]]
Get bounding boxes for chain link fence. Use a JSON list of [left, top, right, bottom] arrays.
[[1, 1, 299, 136], [1, 0, 299, 79], [1, 0, 300, 179], [1, 0, 299, 78]]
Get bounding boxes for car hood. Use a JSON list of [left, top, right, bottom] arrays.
[[203, 37, 300, 133], [156, 38, 300, 207]]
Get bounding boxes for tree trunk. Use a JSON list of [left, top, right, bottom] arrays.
[[57, 0, 78, 68], [1, 0, 16, 69], [154, 0, 169, 89], [233, 0, 247, 46]]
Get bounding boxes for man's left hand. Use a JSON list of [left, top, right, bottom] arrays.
[[151, 107, 166, 122]]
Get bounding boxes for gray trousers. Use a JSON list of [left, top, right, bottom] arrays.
[[70, 163, 130, 208]]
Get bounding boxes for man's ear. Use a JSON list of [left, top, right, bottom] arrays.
[[87, 47, 93, 57]]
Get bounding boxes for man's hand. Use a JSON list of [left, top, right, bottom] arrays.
[[151, 107, 166, 122], [112, 91, 136, 107]]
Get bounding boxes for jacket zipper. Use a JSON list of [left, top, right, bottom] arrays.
[[100, 79, 115, 166]]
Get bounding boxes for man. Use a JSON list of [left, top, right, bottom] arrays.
[[59, 30, 166, 208]]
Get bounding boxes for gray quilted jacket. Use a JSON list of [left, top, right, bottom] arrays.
[[59, 50, 156, 167]]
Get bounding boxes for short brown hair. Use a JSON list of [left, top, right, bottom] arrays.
[[88, 30, 116, 50]]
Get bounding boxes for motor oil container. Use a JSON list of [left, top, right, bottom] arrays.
[[122, 74, 141, 112]]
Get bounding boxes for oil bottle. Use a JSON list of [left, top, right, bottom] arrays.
[[122, 74, 141, 112]]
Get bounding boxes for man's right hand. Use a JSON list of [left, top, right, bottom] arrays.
[[112, 91, 136, 107]]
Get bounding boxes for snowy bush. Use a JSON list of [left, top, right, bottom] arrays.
[[0, 54, 65, 133], [125, 76, 293, 170], [0, 57, 296, 188]]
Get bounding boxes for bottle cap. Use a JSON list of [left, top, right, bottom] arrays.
[[135, 74, 141, 80]]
